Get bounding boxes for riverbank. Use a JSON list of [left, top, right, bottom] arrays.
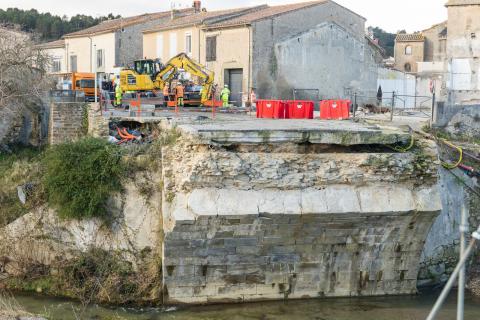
[[10, 290, 480, 320], [0, 294, 46, 320]]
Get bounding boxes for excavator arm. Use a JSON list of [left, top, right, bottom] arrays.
[[154, 53, 214, 104]]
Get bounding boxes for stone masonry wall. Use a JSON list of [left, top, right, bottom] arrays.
[[160, 132, 442, 304], [49, 102, 85, 145], [252, 1, 366, 99]]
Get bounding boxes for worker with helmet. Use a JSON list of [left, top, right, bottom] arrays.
[[175, 83, 185, 108], [163, 83, 170, 107], [115, 83, 122, 107], [221, 84, 230, 107]]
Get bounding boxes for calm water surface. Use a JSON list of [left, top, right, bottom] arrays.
[[14, 290, 480, 320]]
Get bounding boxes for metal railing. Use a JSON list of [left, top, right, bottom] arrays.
[[49, 90, 86, 103], [349, 90, 435, 121]]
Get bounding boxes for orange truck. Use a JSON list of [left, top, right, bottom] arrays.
[[70, 73, 97, 102]]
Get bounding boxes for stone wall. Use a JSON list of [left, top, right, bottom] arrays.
[[49, 102, 85, 145], [160, 122, 442, 304], [0, 102, 47, 147], [394, 40, 424, 73], [434, 102, 480, 138], [87, 103, 109, 138], [251, 1, 367, 99], [419, 166, 480, 287], [273, 22, 379, 100]]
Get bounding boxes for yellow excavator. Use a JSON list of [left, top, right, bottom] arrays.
[[119, 53, 215, 105]]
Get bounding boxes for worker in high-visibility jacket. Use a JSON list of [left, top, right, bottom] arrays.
[[115, 83, 122, 107], [175, 83, 184, 107], [220, 85, 230, 107], [200, 85, 208, 106], [163, 83, 170, 107]]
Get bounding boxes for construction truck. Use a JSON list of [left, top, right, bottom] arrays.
[[59, 73, 98, 102], [119, 53, 217, 106]]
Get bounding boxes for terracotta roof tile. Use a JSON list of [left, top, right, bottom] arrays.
[[205, 0, 330, 29], [34, 39, 65, 49], [395, 33, 425, 42], [64, 9, 194, 38], [143, 6, 267, 33]]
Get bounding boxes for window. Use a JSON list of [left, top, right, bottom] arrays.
[[51, 59, 61, 72], [70, 55, 77, 72], [405, 45, 412, 55], [206, 36, 217, 62], [185, 32, 192, 56], [97, 49, 104, 68], [156, 34, 164, 59], [169, 33, 177, 58], [404, 63, 412, 72], [76, 79, 94, 88]]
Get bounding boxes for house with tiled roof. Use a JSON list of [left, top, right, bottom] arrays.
[[394, 33, 426, 73], [144, 0, 380, 105], [34, 39, 67, 75], [143, 5, 266, 64], [59, 8, 194, 77]]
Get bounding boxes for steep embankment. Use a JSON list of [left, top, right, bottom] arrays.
[[0, 136, 167, 305]]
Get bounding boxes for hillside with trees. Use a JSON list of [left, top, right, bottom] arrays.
[[368, 27, 405, 58], [0, 8, 120, 41]]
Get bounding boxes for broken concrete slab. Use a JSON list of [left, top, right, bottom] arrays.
[[177, 119, 411, 146]]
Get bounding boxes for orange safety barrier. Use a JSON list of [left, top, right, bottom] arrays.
[[320, 100, 350, 120], [285, 100, 314, 119], [256, 100, 287, 119]]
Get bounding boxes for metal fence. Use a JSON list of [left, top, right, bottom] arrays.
[[349, 90, 435, 121], [49, 90, 86, 103]]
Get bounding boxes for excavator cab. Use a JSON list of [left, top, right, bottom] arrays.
[[132, 59, 162, 80]]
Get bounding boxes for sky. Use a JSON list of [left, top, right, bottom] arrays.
[[0, 0, 447, 33]]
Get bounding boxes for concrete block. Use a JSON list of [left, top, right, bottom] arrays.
[[166, 286, 194, 298], [283, 191, 302, 214], [258, 190, 285, 214], [193, 284, 218, 297], [224, 237, 258, 247], [217, 189, 261, 215], [188, 189, 218, 216], [236, 246, 261, 255], [358, 186, 415, 213], [325, 186, 361, 213], [301, 189, 328, 214], [217, 284, 257, 296], [414, 186, 442, 212], [164, 275, 206, 287]]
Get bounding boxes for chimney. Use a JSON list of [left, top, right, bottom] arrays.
[[193, 1, 201, 13]]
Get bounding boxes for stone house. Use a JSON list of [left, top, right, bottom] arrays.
[[445, 0, 480, 105], [59, 9, 193, 79], [394, 34, 425, 73], [144, 0, 383, 105], [34, 39, 67, 76]]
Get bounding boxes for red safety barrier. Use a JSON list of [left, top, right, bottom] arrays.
[[320, 99, 351, 120], [256, 100, 286, 119], [285, 100, 314, 119]]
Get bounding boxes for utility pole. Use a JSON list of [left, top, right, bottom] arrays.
[[94, 44, 98, 104]]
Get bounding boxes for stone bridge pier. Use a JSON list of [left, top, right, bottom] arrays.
[[160, 119, 442, 304]]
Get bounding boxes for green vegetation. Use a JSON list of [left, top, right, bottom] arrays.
[[4, 249, 161, 305], [0, 147, 45, 227], [369, 26, 401, 57], [0, 8, 120, 41], [1, 128, 178, 224], [43, 137, 126, 220]]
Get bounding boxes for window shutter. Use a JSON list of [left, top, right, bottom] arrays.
[[206, 36, 217, 62]]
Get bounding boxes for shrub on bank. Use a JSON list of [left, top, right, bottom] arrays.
[[43, 137, 125, 220]]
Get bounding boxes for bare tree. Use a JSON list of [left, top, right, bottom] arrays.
[[0, 29, 54, 146]]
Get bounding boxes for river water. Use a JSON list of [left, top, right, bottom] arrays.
[[13, 291, 480, 320]]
